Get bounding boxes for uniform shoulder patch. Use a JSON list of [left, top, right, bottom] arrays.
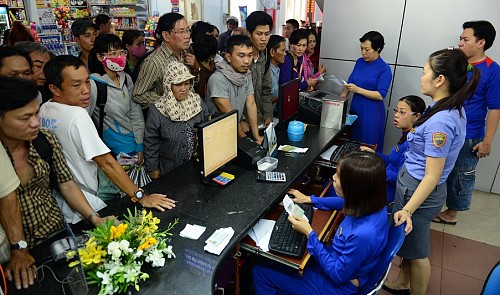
[[432, 132, 447, 148]]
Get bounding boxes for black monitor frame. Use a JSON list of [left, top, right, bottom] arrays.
[[277, 78, 300, 124], [197, 110, 238, 181]]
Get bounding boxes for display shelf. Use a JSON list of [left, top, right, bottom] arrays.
[[115, 26, 138, 30], [88, 0, 138, 4], [89, 0, 147, 30]]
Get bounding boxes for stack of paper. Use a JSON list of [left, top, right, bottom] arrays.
[[179, 224, 206, 240], [247, 219, 276, 252], [204, 227, 234, 255], [320, 145, 338, 160]]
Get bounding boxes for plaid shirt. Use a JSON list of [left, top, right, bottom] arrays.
[[132, 42, 186, 107], [12, 130, 72, 248]]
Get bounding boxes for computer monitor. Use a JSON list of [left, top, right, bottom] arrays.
[[197, 110, 238, 180], [278, 78, 299, 123]]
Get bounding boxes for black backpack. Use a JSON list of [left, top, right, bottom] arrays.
[[32, 132, 58, 188], [93, 75, 130, 138]]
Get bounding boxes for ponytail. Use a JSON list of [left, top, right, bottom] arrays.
[[414, 49, 480, 127]]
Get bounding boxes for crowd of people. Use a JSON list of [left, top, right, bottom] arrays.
[[0, 10, 498, 295]]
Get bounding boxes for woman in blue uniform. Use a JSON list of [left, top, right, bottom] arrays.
[[253, 151, 389, 295], [340, 31, 392, 152], [288, 95, 425, 209], [384, 49, 480, 295], [361, 95, 426, 204]]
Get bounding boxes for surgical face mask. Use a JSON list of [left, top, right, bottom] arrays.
[[102, 55, 127, 72], [130, 45, 147, 58]]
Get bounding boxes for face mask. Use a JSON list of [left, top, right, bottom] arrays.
[[102, 55, 126, 72], [130, 46, 147, 58]]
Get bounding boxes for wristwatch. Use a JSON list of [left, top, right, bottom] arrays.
[[10, 240, 28, 251], [131, 188, 145, 202]]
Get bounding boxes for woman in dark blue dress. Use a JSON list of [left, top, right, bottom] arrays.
[[340, 31, 392, 152]]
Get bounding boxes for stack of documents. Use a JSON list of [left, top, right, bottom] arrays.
[[204, 227, 234, 255], [319, 145, 338, 161], [179, 224, 206, 240], [247, 219, 276, 252]]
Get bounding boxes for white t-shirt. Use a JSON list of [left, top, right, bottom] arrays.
[[39, 101, 108, 223]]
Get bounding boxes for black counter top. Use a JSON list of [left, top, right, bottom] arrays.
[[11, 125, 341, 295]]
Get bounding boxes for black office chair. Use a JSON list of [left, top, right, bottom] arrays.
[[358, 223, 406, 295]]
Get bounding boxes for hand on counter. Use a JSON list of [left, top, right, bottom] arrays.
[[5, 249, 36, 290], [139, 194, 177, 211]]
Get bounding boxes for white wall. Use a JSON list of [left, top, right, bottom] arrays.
[[321, 0, 500, 192], [150, 0, 172, 15]]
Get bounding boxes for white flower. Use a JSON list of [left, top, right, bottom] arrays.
[[100, 282, 118, 295], [119, 240, 130, 252], [96, 271, 110, 285], [111, 248, 121, 260], [123, 267, 138, 283], [163, 245, 176, 259], [107, 241, 121, 258], [145, 250, 165, 267], [134, 249, 143, 258]]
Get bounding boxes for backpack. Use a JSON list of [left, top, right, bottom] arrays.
[[93, 75, 130, 138], [32, 132, 58, 188]]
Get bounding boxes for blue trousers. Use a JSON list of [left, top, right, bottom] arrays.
[[253, 261, 358, 295], [445, 138, 481, 211]]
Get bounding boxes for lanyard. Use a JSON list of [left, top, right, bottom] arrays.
[[293, 58, 304, 82]]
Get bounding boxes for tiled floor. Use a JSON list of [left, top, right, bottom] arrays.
[[380, 190, 500, 295]]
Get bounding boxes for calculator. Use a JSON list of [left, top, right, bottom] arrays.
[[256, 171, 287, 182]]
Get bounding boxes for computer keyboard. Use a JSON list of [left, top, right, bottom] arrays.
[[330, 140, 361, 163], [269, 204, 314, 258]]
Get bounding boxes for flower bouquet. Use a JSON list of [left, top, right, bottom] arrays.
[[67, 209, 178, 295]]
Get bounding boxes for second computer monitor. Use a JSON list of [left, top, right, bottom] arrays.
[[278, 78, 299, 123]]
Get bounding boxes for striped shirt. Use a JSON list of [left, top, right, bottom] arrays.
[[12, 130, 72, 248], [132, 42, 186, 107]]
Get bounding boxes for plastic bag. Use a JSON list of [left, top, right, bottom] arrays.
[[317, 74, 346, 96], [127, 164, 152, 188]]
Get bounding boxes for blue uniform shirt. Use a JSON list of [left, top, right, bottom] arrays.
[[307, 207, 388, 289], [404, 105, 466, 183], [378, 131, 409, 203], [464, 57, 500, 139]]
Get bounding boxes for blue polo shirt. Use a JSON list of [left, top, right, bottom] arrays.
[[404, 104, 466, 184], [464, 57, 500, 139]]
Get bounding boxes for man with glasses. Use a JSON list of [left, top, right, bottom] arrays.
[[133, 12, 193, 109]]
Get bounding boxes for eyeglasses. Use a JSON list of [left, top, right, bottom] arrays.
[[170, 28, 191, 36], [393, 108, 416, 116], [101, 50, 128, 57]]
